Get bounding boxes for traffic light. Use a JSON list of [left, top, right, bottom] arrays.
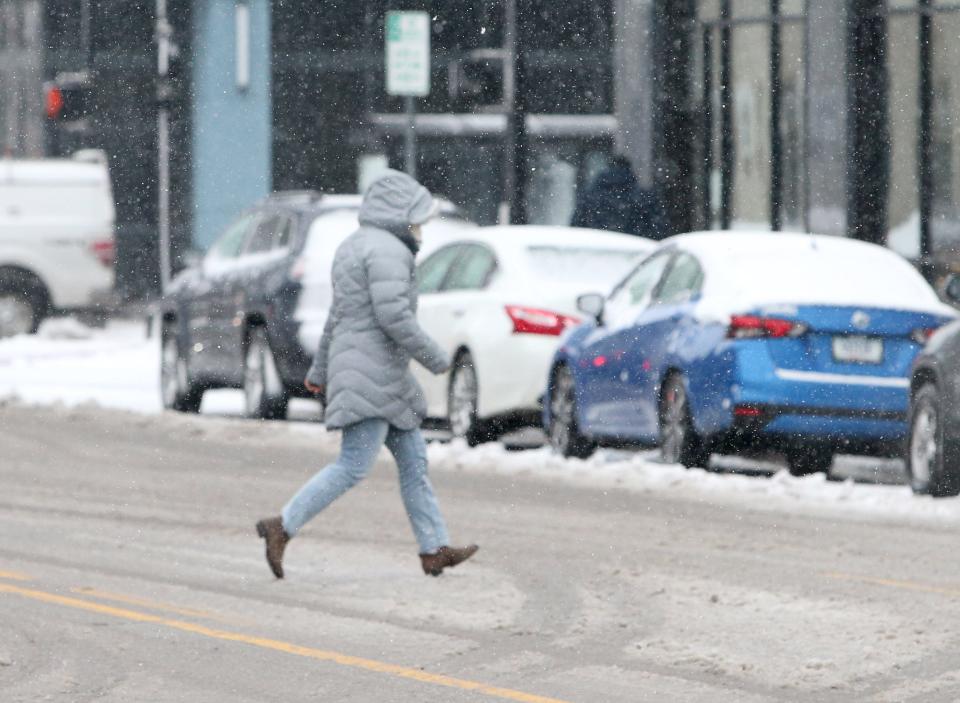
[[44, 71, 92, 124]]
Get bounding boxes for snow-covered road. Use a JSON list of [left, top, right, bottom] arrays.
[[5, 318, 960, 700], [2, 316, 960, 532]]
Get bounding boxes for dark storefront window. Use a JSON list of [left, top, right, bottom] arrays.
[[272, 0, 614, 226], [43, 0, 193, 299]]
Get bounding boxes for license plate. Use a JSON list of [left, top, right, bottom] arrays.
[[832, 335, 883, 364]]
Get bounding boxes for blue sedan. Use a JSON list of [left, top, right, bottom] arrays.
[[543, 232, 957, 475]]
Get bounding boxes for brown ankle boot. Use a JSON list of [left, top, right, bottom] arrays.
[[256, 517, 290, 579], [420, 544, 479, 577]]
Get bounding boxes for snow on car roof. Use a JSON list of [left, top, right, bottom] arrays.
[[668, 230, 955, 317], [465, 225, 656, 253]]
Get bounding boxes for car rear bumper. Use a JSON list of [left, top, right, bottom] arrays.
[[705, 344, 912, 447], [723, 401, 906, 447], [476, 333, 558, 418]]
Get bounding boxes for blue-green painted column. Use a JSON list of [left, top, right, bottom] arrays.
[[191, 0, 271, 249]]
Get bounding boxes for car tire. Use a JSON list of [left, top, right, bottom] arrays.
[[907, 383, 960, 497], [785, 446, 833, 477], [659, 373, 710, 468], [0, 279, 45, 338], [448, 351, 496, 446], [161, 326, 203, 413], [244, 327, 289, 420], [547, 364, 596, 459]]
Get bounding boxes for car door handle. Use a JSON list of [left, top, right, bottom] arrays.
[[452, 309, 466, 318]]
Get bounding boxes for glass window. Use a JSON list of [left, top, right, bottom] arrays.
[[208, 213, 257, 261], [445, 245, 496, 291], [244, 214, 282, 254], [527, 147, 579, 226], [605, 251, 672, 325], [778, 19, 807, 231], [698, 0, 722, 22], [930, 12, 960, 270], [416, 245, 462, 294], [885, 14, 921, 259], [654, 253, 704, 305], [730, 22, 772, 229], [780, 0, 805, 14], [732, 0, 770, 19], [525, 245, 648, 289], [276, 215, 297, 249]]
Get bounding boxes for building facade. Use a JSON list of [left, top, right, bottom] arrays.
[[671, 0, 960, 282], [3, 1, 958, 298]]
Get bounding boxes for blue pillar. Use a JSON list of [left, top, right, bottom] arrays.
[[191, 0, 271, 249]]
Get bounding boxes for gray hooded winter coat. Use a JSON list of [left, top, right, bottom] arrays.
[[305, 171, 451, 430]]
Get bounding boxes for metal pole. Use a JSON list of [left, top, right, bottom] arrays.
[[156, 0, 172, 294], [918, 0, 934, 281], [80, 0, 92, 69], [404, 95, 416, 178], [769, 0, 783, 231], [503, 0, 527, 225]]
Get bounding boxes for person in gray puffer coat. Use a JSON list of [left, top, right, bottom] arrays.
[[256, 171, 478, 580]]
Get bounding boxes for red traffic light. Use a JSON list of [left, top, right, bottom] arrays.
[[45, 85, 64, 120]]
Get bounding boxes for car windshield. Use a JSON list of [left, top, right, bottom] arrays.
[[524, 245, 647, 290]]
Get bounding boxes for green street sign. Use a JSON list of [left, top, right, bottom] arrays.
[[385, 11, 430, 97]]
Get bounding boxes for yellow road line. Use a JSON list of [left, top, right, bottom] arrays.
[[824, 571, 960, 598], [70, 587, 236, 624], [0, 581, 571, 703], [0, 569, 32, 582]]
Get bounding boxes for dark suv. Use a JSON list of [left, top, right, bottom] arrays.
[[159, 192, 474, 418]]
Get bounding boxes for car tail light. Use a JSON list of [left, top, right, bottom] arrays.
[[89, 238, 115, 268], [728, 315, 808, 339], [910, 327, 938, 345], [289, 256, 306, 281], [505, 305, 580, 336]]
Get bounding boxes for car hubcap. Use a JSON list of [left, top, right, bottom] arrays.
[[550, 372, 574, 452], [911, 403, 938, 485], [661, 383, 687, 464], [450, 363, 477, 438], [0, 294, 34, 338]]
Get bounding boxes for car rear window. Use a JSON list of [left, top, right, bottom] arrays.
[[525, 246, 647, 288], [699, 238, 946, 314]]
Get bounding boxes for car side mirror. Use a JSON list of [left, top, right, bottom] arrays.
[[577, 293, 605, 324], [944, 273, 960, 306]]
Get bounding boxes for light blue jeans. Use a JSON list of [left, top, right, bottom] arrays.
[[282, 418, 450, 555]]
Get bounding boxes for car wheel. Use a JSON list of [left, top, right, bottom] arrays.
[[160, 327, 203, 413], [0, 288, 41, 338], [244, 327, 289, 420], [785, 446, 833, 477], [659, 373, 710, 468], [548, 365, 596, 459], [907, 383, 960, 497], [448, 352, 495, 446]]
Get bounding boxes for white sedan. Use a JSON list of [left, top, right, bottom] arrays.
[[412, 226, 655, 444]]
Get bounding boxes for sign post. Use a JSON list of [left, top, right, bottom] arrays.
[[385, 11, 430, 178]]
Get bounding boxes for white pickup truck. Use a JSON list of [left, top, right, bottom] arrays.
[[0, 152, 116, 337]]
